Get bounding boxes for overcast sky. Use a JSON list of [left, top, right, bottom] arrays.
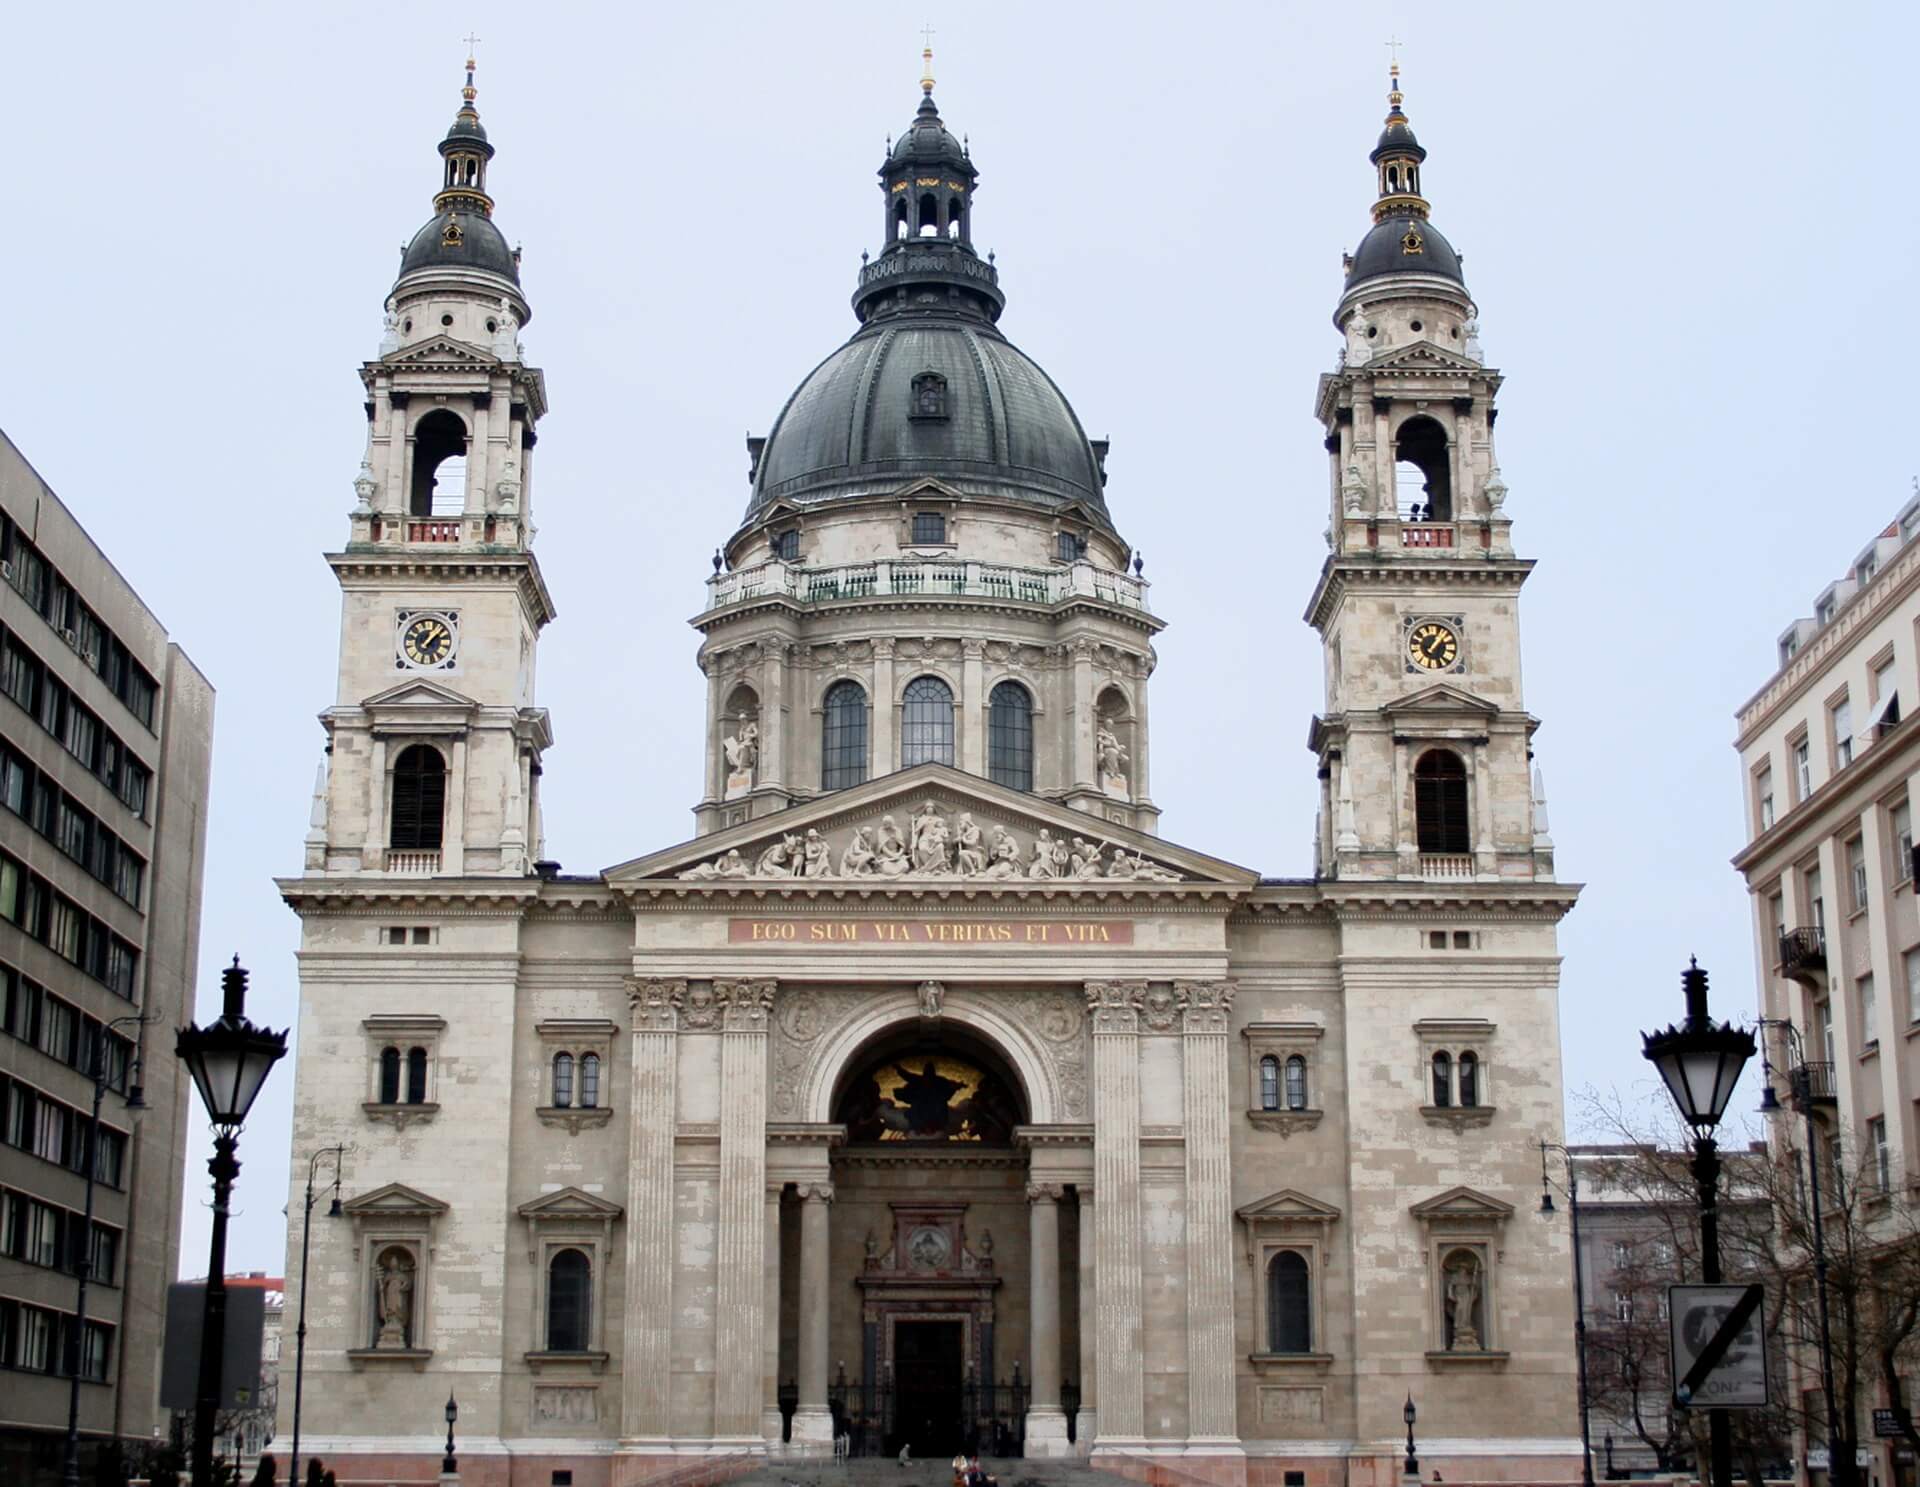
[[4, 1, 1914, 1276]]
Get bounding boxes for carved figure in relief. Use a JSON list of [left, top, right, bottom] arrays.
[[919, 980, 944, 1018], [802, 828, 832, 877], [1070, 838, 1109, 879], [874, 816, 911, 875], [1444, 1253, 1483, 1351], [678, 847, 752, 880], [1096, 727, 1129, 779], [757, 834, 803, 877], [953, 813, 987, 876], [911, 803, 951, 874], [1346, 305, 1374, 365], [978, 825, 1022, 879], [1342, 463, 1367, 517], [839, 827, 876, 876], [376, 1250, 414, 1347], [977, 1228, 994, 1260], [1027, 830, 1058, 879]]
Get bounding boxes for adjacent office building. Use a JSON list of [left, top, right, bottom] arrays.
[[0, 430, 214, 1481]]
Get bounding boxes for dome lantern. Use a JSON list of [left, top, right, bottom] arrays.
[[1343, 64, 1467, 297], [394, 49, 524, 300]]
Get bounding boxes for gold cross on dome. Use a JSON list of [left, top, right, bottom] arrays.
[[921, 23, 936, 52], [463, 32, 482, 64], [1384, 35, 1402, 75]]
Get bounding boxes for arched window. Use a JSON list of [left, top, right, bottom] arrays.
[[552, 1052, 574, 1109], [390, 745, 447, 852], [894, 200, 909, 240], [1394, 415, 1452, 521], [1414, 750, 1470, 854], [1432, 1051, 1453, 1108], [987, 682, 1034, 791], [917, 192, 939, 236], [409, 409, 469, 518], [580, 1052, 600, 1110], [405, 1047, 428, 1104], [1267, 1251, 1311, 1353], [1285, 1055, 1308, 1112], [821, 681, 870, 790], [546, 1248, 592, 1352], [1458, 1051, 1479, 1108], [1259, 1055, 1280, 1112], [901, 676, 955, 768], [378, 1046, 401, 1105]]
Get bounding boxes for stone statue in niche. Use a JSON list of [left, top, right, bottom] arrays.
[[353, 461, 378, 513], [1463, 314, 1484, 363], [918, 980, 944, 1019], [1097, 726, 1129, 797], [379, 306, 401, 355], [375, 1248, 415, 1348], [1343, 463, 1368, 517], [493, 298, 521, 361], [1444, 1251, 1483, 1351], [1346, 306, 1374, 366], [722, 719, 759, 799]]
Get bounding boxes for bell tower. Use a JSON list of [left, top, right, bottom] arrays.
[[307, 55, 555, 878], [1306, 67, 1553, 884]]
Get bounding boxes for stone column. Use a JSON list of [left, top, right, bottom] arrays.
[[1130, 659, 1153, 817], [793, 1182, 835, 1450], [621, 978, 684, 1442], [1177, 981, 1242, 1450], [1084, 981, 1145, 1445], [961, 639, 986, 774], [715, 980, 776, 1441], [760, 644, 788, 795], [1071, 641, 1097, 790], [1392, 737, 1416, 872], [1471, 738, 1496, 875], [762, 1184, 784, 1448], [364, 736, 388, 867], [443, 736, 467, 874], [1076, 1187, 1098, 1451], [1025, 1183, 1070, 1455], [872, 638, 896, 775]]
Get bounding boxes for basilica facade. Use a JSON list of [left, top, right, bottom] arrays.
[[279, 53, 1582, 1487]]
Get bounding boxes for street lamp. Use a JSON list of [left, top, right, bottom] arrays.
[[1603, 1433, 1615, 1479], [443, 1391, 459, 1476], [1539, 1141, 1597, 1487], [1754, 1015, 1849, 1487], [176, 957, 287, 1487], [62, 1014, 149, 1487], [1403, 1394, 1418, 1479], [1640, 958, 1754, 1487], [287, 1144, 347, 1487]]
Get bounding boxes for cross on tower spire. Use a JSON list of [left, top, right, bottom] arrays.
[[920, 25, 936, 95]]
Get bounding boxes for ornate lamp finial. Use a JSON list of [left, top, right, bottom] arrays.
[[1385, 36, 1404, 110], [920, 24, 936, 96], [462, 33, 481, 105]]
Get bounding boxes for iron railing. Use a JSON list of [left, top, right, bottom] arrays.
[[1778, 926, 1827, 978]]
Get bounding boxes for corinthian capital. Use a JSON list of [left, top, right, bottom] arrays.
[[1175, 979, 1236, 1033], [716, 978, 778, 1032], [1083, 980, 1146, 1034], [626, 977, 687, 1032]]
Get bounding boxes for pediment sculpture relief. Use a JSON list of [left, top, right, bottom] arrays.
[[677, 799, 1183, 883]]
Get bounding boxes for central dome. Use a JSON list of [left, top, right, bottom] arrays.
[[746, 318, 1110, 526]]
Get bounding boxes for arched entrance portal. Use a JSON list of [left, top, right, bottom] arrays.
[[775, 1016, 1082, 1459]]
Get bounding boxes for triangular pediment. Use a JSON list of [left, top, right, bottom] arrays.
[[1384, 682, 1499, 716], [517, 1186, 625, 1222], [1409, 1185, 1514, 1222], [890, 476, 967, 504], [1361, 340, 1484, 375], [382, 334, 495, 368], [342, 1182, 449, 1219], [606, 762, 1257, 889], [1237, 1188, 1341, 1225], [362, 677, 481, 711]]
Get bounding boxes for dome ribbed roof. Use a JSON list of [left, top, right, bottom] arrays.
[[397, 208, 521, 286], [746, 319, 1110, 527], [1346, 213, 1464, 289]]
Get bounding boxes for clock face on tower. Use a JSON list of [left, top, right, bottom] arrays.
[[1407, 620, 1459, 671], [397, 611, 458, 671]]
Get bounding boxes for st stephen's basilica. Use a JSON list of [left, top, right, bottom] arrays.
[[280, 45, 1583, 1487]]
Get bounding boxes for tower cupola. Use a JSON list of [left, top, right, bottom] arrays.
[[395, 53, 524, 299], [1369, 66, 1428, 221], [1341, 66, 1466, 302], [435, 52, 495, 216]]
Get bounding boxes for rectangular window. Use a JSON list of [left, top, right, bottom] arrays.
[[1871, 1117, 1890, 1191], [36, 996, 77, 1064], [1613, 1290, 1632, 1322], [113, 850, 142, 907], [79, 1321, 109, 1380], [121, 666, 156, 730], [1808, 867, 1825, 934], [1850, 838, 1870, 913], [1794, 738, 1813, 800], [0, 750, 25, 816], [1907, 948, 1920, 1023], [1816, 999, 1834, 1066], [911, 512, 946, 544], [89, 1224, 117, 1285], [61, 703, 95, 769], [92, 1127, 124, 1187], [1876, 654, 1898, 703], [1756, 766, 1775, 832], [3, 1081, 28, 1148], [1611, 1240, 1631, 1268], [47, 898, 81, 963], [1860, 973, 1878, 1047], [32, 1098, 65, 1163], [19, 1305, 53, 1372], [25, 1200, 60, 1266], [117, 759, 148, 817], [104, 938, 136, 998], [0, 635, 35, 713], [1834, 696, 1855, 768], [35, 675, 62, 737], [1897, 802, 1915, 884]]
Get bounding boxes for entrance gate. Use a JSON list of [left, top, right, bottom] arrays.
[[827, 1371, 1031, 1459]]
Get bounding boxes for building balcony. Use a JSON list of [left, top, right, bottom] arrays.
[[1791, 1061, 1837, 1107], [1778, 926, 1827, 984], [385, 849, 442, 876], [1400, 522, 1456, 549], [701, 557, 1151, 618], [1419, 853, 1476, 881]]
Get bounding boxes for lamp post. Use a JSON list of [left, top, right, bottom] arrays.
[[1755, 1016, 1850, 1487], [443, 1391, 459, 1476], [287, 1144, 346, 1487], [176, 957, 288, 1487], [1603, 1433, 1615, 1479], [1640, 958, 1755, 1487], [1403, 1394, 1418, 1479], [61, 1014, 149, 1487], [1539, 1141, 1597, 1487]]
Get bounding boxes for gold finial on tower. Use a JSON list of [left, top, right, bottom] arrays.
[[1385, 36, 1404, 110], [920, 24, 936, 95], [462, 32, 482, 104]]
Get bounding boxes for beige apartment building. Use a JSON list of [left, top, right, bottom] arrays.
[[0, 432, 215, 1480], [1735, 490, 1920, 1477], [279, 59, 1583, 1487]]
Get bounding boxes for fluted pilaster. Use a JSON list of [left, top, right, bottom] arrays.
[[1085, 980, 1145, 1444], [715, 979, 776, 1439], [1178, 980, 1240, 1445], [621, 977, 684, 1440]]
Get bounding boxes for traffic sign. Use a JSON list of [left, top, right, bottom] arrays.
[[1668, 1283, 1768, 1408]]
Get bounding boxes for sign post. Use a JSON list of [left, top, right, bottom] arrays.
[[1669, 1284, 1768, 1410]]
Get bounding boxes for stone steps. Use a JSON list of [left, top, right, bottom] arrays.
[[736, 1459, 1126, 1487]]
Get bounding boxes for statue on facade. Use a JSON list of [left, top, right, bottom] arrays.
[[918, 980, 944, 1018], [1345, 306, 1374, 366], [352, 460, 378, 513], [801, 828, 832, 877], [1342, 463, 1367, 517], [378, 306, 401, 355], [1097, 727, 1128, 779], [1462, 313, 1483, 363], [839, 827, 876, 876], [1070, 838, 1109, 879], [1444, 1253, 1482, 1351], [910, 801, 950, 874], [756, 833, 803, 877], [1028, 829, 1059, 879], [376, 1251, 414, 1347], [978, 825, 1023, 879], [953, 813, 987, 876], [722, 720, 758, 800], [873, 816, 911, 875], [493, 298, 521, 361]]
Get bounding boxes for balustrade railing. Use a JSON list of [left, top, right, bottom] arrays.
[[704, 558, 1149, 615], [1401, 523, 1456, 548], [405, 520, 462, 543], [386, 849, 442, 876], [1778, 925, 1827, 978], [1420, 853, 1476, 881]]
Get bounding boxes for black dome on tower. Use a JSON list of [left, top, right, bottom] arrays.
[[395, 55, 523, 293], [1345, 67, 1465, 293], [742, 54, 1112, 532]]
